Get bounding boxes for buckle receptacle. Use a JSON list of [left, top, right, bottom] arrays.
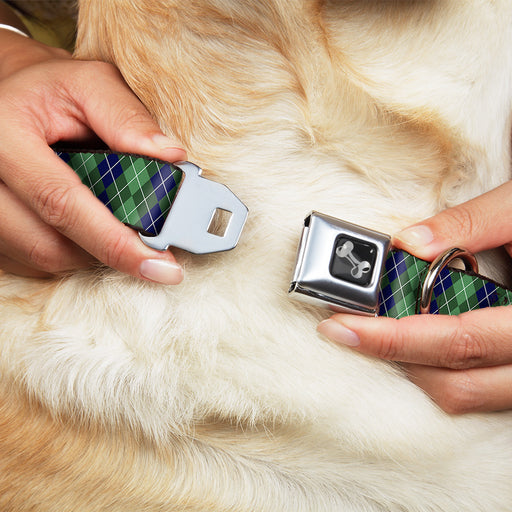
[[289, 212, 391, 316]]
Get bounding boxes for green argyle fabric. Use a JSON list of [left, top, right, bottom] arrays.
[[57, 150, 183, 235], [378, 250, 512, 317], [57, 150, 511, 318]]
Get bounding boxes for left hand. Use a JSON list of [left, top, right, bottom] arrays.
[[317, 180, 512, 414], [0, 30, 186, 282]]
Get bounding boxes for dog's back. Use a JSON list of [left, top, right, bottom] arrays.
[[1, 1, 512, 510]]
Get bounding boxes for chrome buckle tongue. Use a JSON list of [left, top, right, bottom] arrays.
[[289, 212, 391, 316], [139, 161, 248, 254]]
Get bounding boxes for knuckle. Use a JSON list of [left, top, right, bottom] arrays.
[[101, 233, 131, 271], [442, 318, 487, 369], [113, 107, 150, 135], [441, 204, 477, 241], [28, 238, 65, 274], [374, 325, 403, 360], [436, 371, 482, 414], [375, 338, 398, 360], [33, 182, 80, 231], [66, 61, 122, 101]]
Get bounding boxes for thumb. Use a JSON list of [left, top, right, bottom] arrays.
[[70, 61, 187, 163], [393, 181, 512, 260]]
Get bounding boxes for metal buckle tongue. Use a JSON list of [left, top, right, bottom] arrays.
[[139, 161, 248, 254], [289, 212, 391, 316]]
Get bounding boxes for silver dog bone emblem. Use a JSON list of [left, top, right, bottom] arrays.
[[335, 240, 372, 279], [289, 212, 391, 316], [139, 161, 248, 254]]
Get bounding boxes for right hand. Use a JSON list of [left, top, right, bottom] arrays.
[[0, 30, 186, 283], [318, 180, 512, 414]]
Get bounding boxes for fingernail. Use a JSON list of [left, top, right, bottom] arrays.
[[139, 259, 183, 285], [151, 134, 186, 157], [394, 225, 434, 248], [317, 319, 360, 347]]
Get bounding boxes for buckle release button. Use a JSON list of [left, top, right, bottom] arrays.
[[289, 212, 391, 316], [330, 236, 378, 286]]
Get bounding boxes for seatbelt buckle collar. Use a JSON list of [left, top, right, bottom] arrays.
[[289, 211, 391, 316], [140, 161, 248, 254]]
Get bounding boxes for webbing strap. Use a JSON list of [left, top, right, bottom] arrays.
[[57, 150, 183, 235], [58, 151, 511, 317], [379, 250, 512, 317]]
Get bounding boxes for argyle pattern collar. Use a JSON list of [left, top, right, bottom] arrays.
[[57, 150, 512, 318], [57, 150, 182, 235], [379, 250, 511, 317]]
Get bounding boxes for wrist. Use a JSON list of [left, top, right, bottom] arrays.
[[0, 30, 71, 80]]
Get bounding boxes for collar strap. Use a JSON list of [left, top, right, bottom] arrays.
[[289, 211, 512, 318], [57, 150, 248, 254], [378, 249, 511, 317]]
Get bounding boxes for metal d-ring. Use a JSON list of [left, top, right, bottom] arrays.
[[417, 247, 479, 314]]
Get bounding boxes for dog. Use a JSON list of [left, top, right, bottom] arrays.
[[1, 0, 512, 510]]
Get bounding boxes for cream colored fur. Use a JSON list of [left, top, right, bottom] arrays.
[[1, 1, 512, 510]]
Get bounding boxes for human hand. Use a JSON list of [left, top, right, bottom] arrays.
[[0, 30, 187, 282], [318, 180, 512, 414]]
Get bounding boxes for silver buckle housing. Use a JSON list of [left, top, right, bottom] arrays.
[[289, 212, 391, 316], [140, 161, 248, 254]]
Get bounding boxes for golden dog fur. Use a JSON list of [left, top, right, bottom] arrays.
[[1, 1, 512, 510]]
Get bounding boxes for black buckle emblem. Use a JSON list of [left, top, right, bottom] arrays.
[[289, 212, 391, 316]]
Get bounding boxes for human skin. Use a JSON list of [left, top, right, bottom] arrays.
[[0, 16, 186, 284], [318, 181, 512, 414]]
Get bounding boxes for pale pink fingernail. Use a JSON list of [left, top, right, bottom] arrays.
[[139, 259, 183, 285], [317, 319, 360, 347], [394, 225, 434, 249]]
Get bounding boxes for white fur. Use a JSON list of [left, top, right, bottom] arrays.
[[1, 1, 512, 510]]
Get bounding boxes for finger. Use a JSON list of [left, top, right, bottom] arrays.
[[0, 254, 52, 278], [0, 59, 186, 284], [0, 182, 93, 272], [317, 306, 512, 369], [2, 59, 186, 162], [404, 363, 512, 414], [57, 61, 187, 162], [392, 180, 512, 260], [0, 143, 184, 284]]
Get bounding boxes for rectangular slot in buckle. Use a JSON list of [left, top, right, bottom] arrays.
[[140, 162, 248, 254]]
